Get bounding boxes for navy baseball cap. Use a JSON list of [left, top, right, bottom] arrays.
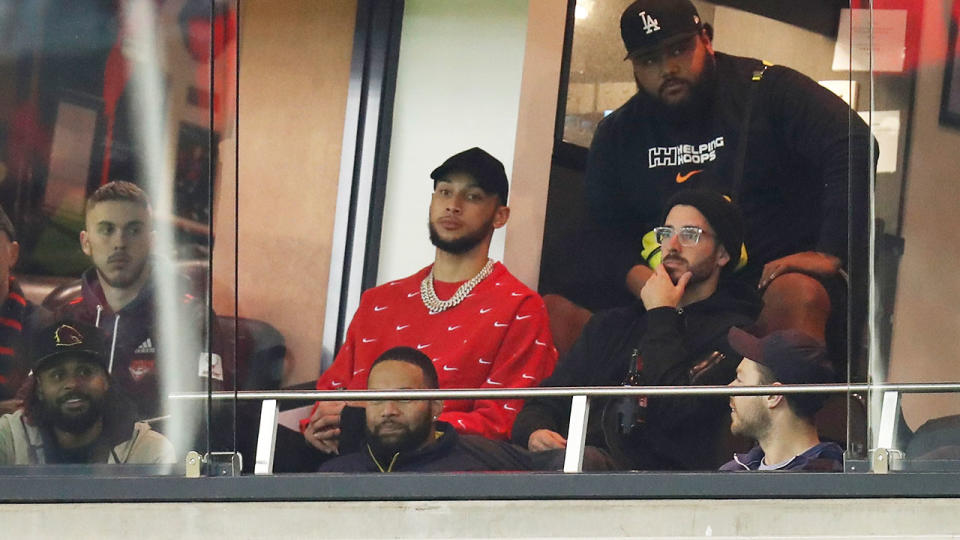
[[728, 327, 834, 385], [621, 0, 704, 60], [430, 147, 509, 205], [31, 321, 108, 373]]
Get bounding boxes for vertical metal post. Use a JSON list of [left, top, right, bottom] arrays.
[[254, 399, 279, 475], [872, 391, 903, 473], [563, 395, 590, 473]]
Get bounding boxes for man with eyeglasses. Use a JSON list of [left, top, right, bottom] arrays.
[[513, 190, 761, 470], [581, 0, 872, 368]]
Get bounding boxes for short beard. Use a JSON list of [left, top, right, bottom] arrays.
[[37, 391, 104, 434], [662, 249, 719, 285], [428, 218, 493, 255], [365, 412, 434, 462]]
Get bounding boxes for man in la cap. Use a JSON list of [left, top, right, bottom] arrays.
[[301, 148, 557, 463], [0, 204, 51, 414], [0, 321, 174, 465], [513, 189, 761, 470], [583, 0, 873, 365], [722, 327, 843, 471]]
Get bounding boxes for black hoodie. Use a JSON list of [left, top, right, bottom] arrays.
[[511, 280, 762, 470]]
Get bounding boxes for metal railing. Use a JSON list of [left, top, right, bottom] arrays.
[[169, 382, 960, 475]]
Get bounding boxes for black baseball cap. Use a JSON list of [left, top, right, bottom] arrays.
[[728, 327, 834, 386], [31, 321, 108, 373], [430, 147, 509, 205], [621, 0, 704, 60]]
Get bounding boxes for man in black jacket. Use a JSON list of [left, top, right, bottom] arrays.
[[512, 190, 761, 470], [320, 346, 533, 473]]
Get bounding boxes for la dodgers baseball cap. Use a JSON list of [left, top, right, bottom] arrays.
[[621, 0, 704, 60]]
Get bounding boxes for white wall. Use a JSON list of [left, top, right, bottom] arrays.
[[377, 0, 530, 284]]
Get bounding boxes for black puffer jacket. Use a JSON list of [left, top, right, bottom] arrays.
[[511, 281, 761, 470]]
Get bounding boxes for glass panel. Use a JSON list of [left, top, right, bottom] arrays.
[[870, 0, 960, 472], [225, 0, 357, 474], [0, 0, 224, 476], [543, 0, 892, 473]]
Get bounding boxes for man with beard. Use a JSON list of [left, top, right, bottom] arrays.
[[53, 181, 224, 420], [0, 321, 174, 464], [302, 148, 556, 459], [512, 190, 761, 470], [319, 347, 534, 473], [580, 0, 872, 364], [721, 327, 842, 471]]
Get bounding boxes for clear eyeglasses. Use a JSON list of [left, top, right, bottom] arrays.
[[653, 226, 710, 246]]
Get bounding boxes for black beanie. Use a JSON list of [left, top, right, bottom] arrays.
[[661, 189, 743, 272]]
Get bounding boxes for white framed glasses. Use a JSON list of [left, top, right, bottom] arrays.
[[653, 226, 710, 246]]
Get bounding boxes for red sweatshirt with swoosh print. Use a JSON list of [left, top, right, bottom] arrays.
[[304, 262, 557, 441]]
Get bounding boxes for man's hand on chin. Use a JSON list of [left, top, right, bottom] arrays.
[[640, 264, 691, 310]]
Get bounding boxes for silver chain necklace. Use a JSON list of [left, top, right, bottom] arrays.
[[420, 259, 495, 314]]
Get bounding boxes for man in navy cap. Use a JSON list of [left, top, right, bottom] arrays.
[[721, 327, 843, 471], [582, 0, 874, 370]]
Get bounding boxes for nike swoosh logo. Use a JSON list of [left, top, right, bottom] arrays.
[[458, 420, 466, 428], [443, 366, 458, 371], [374, 306, 388, 311], [417, 343, 431, 350], [535, 339, 548, 346], [479, 308, 492, 314], [486, 378, 503, 385], [503, 404, 517, 411], [510, 292, 523, 297], [515, 314, 531, 320], [362, 338, 376, 343], [396, 324, 409, 331], [478, 358, 492, 364], [675, 169, 703, 183], [493, 322, 508, 327], [521, 373, 535, 380], [447, 325, 461, 331], [331, 380, 342, 387], [353, 369, 366, 376], [407, 291, 419, 298]]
